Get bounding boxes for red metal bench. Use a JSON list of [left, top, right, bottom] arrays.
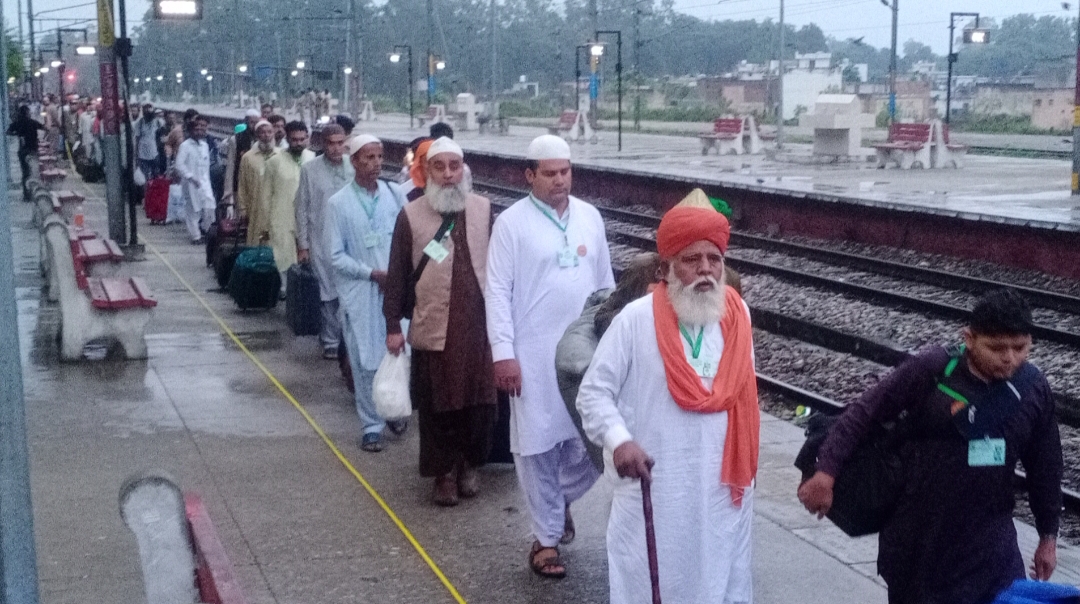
[[550, 110, 579, 133], [873, 123, 933, 169], [699, 118, 746, 155], [50, 190, 85, 223], [186, 493, 250, 604]]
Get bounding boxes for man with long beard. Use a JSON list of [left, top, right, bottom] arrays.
[[576, 204, 759, 603], [236, 120, 278, 228], [486, 134, 614, 579], [383, 136, 497, 506]]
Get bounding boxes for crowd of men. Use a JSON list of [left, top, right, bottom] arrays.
[[11, 93, 1067, 602]]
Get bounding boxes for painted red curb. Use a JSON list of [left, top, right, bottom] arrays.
[[185, 493, 250, 604]]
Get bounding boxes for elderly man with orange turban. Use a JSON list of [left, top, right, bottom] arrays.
[[576, 203, 759, 604]]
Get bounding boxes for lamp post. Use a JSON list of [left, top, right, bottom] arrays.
[[880, 0, 898, 123], [594, 30, 622, 151], [574, 44, 588, 112], [55, 28, 89, 99], [945, 12, 984, 125], [237, 63, 247, 107], [342, 66, 353, 116], [390, 45, 414, 128]]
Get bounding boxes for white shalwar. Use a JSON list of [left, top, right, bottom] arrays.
[[576, 294, 754, 604], [486, 194, 615, 456], [175, 138, 217, 241]]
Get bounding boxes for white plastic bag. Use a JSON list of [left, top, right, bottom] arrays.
[[373, 352, 412, 420], [133, 166, 147, 187]]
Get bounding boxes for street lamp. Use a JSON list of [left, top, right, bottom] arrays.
[[296, 60, 306, 70], [435, 60, 446, 71], [291, 70, 299, 77], [156, 75, 164, 81], [237, 64, 248, 73], [50, 60, 62, 68], [391, 44, 415, 128], [595, 30, 623, 151], [200, 68, 208, 76], [945, 12, 986, 125], [176, 71, 183, 79], [75, 45, 95, 56]]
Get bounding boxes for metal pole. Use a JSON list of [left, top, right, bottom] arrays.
[[777, 0, 784, 148], [408, 46, 414, 128], [96, 0, 125, 242], [616, 32, 621, 152], [490, 0, 496, 103], [888, 0, 898, 124], [56, 29, 63, 99], [575, 46, 581, 112], [26, 0, 35, 99], [344, 0, 352, 115], [0, 7, 41, 601], [426, 0, 433, 107], [633, 2, 640, 130], [946, 14, 955, 125], [118, 0, 139, 250], [1073, 1, 1080, 195]]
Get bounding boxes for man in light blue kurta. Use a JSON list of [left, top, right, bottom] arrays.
[[325, 134, 408, 451]]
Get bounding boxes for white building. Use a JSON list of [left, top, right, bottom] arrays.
[[781, 52, 842, 120]]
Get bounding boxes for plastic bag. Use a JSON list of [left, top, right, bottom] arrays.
[[373, 352, 412, 420], [133, 166, 147, 187]]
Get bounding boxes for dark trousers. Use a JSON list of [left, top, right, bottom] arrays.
[[18, 148, 34, 201]]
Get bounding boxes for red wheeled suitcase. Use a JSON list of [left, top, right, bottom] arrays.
[[144, 176, 170, 224]]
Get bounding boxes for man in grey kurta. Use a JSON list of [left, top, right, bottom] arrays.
[[295, 124, 354, 359]]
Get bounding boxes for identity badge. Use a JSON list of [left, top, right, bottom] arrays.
[[968, 438, 1006, 467], [363, 232, 379, 248], [423, 239, 450, 263], [557, 246, 579, 268]]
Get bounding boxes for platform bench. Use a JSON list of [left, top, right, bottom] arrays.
[[548, 111, 580, 136], [44, 219, 156, 361], [935, 123, 967, 169], [699, 118, 745, 156], [40, 168, 67, 186], [417, 104, 451, 127], [873, 123, 932, 169]]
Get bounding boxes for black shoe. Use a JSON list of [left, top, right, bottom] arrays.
[[387, 419, 408, 436]]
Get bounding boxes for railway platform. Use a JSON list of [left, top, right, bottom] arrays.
[[13, 162, 1080, 604]]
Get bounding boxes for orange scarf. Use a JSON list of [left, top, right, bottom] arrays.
[[652, 283, 760, 505], [409, 140, 433, 189]]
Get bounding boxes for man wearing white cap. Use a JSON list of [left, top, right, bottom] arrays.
[[236, 119, 278, 239], [295, 123, 353, 359], [485, 134, 614, 578], [383, 136, 497, 506], [326, 134, 408, 452], [174, 116, 217, 244], [260, 120, 315, 292], [223, 108, 262, 205]]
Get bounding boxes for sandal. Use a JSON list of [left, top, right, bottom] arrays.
[[529, 540, 567, 579], [360, 433, 383, 453], [387, 419, 408, 436], [560, 504, 575, 545]]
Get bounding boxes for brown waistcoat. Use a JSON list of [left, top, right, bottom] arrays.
[[403, 193, 490, 351]]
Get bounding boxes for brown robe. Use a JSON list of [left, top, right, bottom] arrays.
[[384, 209, 496, 477]]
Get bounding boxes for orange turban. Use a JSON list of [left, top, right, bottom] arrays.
[[410, 139, 433, 189], [656, 205, 731, 257]]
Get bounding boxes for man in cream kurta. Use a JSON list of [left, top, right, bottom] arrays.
[[486, 135, 615, 577], [295, 123, 354, 358], [325, 134, 407, 450], [576, 205, 759, 604], [236, 120, 278, 233], [259, 120, 315, 286]]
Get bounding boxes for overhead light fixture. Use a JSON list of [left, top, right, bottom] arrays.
[[176, 71, 183, 78], [343, 66, 353, 75], [237, 64, 248, 73], [296, 60, 306, 69], [389, 53, 401, 63], [50, 60, 62, 68], [39, 66, 49, 73], [206, 75, 213, 81], [156, 75, 164, 81], [435, 60, 446, 70], [590, 44, 604, 57], [964, 29, 989, 44], [75, 45, 96, 56], [200, 68, 208, 76], [291, 70, 299, 76], [154, 0, 202, 19], [134, 77, 140, 83]]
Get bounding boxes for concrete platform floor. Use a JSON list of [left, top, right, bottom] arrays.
[[166, 103, 1080, 230], [11, 168, 1078, 603]]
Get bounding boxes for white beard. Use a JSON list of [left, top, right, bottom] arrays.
[[426, 179, 471, 214], [666, 265, 725, 326]]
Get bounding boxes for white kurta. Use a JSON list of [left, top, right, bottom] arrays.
[[486, 195, 615, 456], [295, 155, 355, 301], [325, 180, 407, 371], [174, 138, 216, 211], [576, 294, 754, 604]]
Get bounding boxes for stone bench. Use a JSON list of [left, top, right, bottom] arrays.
[[43, 218, 156, 361]]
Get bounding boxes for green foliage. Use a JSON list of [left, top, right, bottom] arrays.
[[875, 108, 890, 129], [596, 105, 723, 122], [6, 33, 21, 82], [499, 98, 559, 118], [953, 15, 1076, 81], [949, 113, 1065, 135]]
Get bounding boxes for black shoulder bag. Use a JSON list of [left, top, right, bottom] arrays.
[[401, 214, 455, 320]]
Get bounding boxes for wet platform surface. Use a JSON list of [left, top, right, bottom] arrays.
[[168, 104, 1080, 231], [12, 163, 1079, 603]]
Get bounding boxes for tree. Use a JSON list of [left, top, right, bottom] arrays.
[[6, 32, 22, 82]]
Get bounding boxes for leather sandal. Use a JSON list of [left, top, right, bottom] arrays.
[[433, 472, 459, 507], [529, 540, 566, 579]]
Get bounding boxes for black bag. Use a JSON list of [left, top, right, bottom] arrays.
[[213, 239, 246, 289], [794, 412, 905, 537], [227, 246, 281, 310], [403, 214, 455, 320], [286, 263, 322, 336]]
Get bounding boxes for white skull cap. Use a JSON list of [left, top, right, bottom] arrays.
[[346, 134, 381, 156], [244, 108, 261, 118], [525, 134, 571, 161], [427, 136, 463, 160]]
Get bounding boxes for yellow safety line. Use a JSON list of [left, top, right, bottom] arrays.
[[143, 239, 467, 604]]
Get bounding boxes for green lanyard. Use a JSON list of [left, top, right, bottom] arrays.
[[352, 182, 379, 220], [443, 220, 456, 239], [937, 347, 970, 405], [530, 194, 569, 244], [679, 323, 705, 359]]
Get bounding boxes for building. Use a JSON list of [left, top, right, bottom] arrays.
[[781, 53, 843, 120], [971, 82, 1036, 118], [1031, 89, 1074, 131]]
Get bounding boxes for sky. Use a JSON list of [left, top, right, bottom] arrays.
[[3, 0, 1073, 56]]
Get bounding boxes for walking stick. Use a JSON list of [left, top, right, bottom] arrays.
[[642, 476, 662, 604]]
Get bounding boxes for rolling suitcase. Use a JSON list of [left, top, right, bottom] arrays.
[[206, 210, 246, 268], [144, 176, 170, 224], [227, 246, 281, 310], [286, 263, 322, 336]]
